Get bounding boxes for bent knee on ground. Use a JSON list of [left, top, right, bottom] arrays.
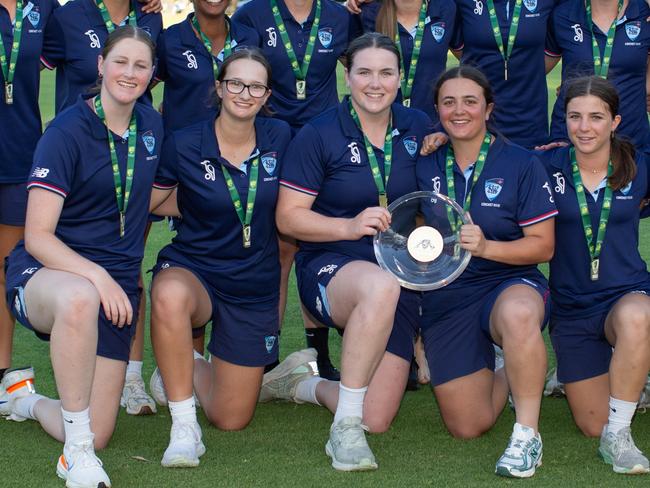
[[443, 414, 495, 439], [206, 409, 254, 431]]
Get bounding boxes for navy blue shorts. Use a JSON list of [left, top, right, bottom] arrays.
[[152, 259, 279, 367], [5, 251, 141, 362], [295, 251, 420, 362], [422, 277, 550, 386], [0, 183, 28, 226]]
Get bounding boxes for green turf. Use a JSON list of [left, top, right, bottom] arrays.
[[3, 64, 650, 487]]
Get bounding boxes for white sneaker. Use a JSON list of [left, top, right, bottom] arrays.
[[325, 416, 378, 471], [543, 368, 565, 398], [495, 423, 543, 478], [161, 421, 206, 468], [1, 366, 36, 422], [258, 348, 318, 403], [638, 375, 650, 411], [56, 435, 111, 488], [0, 383, 9, 416], [121, 374, 157, 415], [150, 367, 201, 408]]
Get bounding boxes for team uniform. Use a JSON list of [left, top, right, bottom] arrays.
[[538, 147, 650, 383], [545, 0, 650, 148], [40, 0, 162, 113], [5, 96, 164, 361], [152, 116, 291, 367], [0, 0, 57, 225], [233, 0, 357, 131], [155, 14, 261, 132], [280, 98, 432, 361], [416, 137, 557, 385], [357, 0, 456, 123], [451, 0, 556, 148]]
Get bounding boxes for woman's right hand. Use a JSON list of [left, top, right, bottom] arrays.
[[91, 269, 133, 327], [420, 132, 449, 155], [345, 0, 367, 14], [346, 206, 392, 239]]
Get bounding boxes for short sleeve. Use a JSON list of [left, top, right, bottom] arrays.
[[517, 155, 558, 226], [40, 11, 65, 69], [279, 124, 326, 196], [154, 33, 168, 82], [544, 11, 561, 57], [450, 9, 463, 51], [27, 126, 78, 198], [154, 132, 180, 189]]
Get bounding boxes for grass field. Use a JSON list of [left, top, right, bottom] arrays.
[[3, 60, 650, 487]]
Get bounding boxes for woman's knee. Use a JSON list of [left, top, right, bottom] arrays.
[[56, 281, 101, 326], [151, 280, 193, 325], [445, 417, 494, 439], [613, 303, 650, 344], [206, 408, 254, 431], [496, 301, 543, 343]]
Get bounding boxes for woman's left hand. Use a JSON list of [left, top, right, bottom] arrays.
[[139, 0, 163, 14], [460, 221, 487, 257], [420, 132, 448, 156]]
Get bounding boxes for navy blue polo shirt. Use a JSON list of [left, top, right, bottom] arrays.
[[233, 0, 355, 130], [25, 95, 164, 277], [546, 0, 650, 148], [416, 136, 557, 299], [280, 96, 433, 261], [155, 14, 261, 132], [451, 0, 555, 148], [358, 0, 456, 123], [41, 0, 162, 114], [0, 0, 56, 184], [154, 116, 291, 308], [537, 147, 650, 318]]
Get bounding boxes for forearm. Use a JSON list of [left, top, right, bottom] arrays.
[[479, 235, 553, 265], [277, 207, 351, 242]]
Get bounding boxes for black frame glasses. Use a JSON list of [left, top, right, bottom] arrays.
[[222, 79, 269, 98]]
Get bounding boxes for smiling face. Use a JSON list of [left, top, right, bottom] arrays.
[[345, 46, 400, 117], [98, 37, 154, 106], [566, 94, 621, 156], [216, 58, 270, 121], [436, 77, 493, 144], [193, 0, 230, 19]]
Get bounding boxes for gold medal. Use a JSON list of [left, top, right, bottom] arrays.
[[590, 258, 599, 281], [5, 83, 13, 105], [378, 194, 388, 208], [242, 224, 252, 248], [296, 80, 306, 100], [403, 98, 410, 108]]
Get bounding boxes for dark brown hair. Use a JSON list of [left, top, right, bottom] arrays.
[[375, 0, 398, 42], [345, 32, 400, 71], [564, 76, 635, 191]]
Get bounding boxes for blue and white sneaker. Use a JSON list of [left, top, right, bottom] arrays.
[[0, 383, 9, 416], [495, 423, 542, 478], [1, 366, 36, 422]]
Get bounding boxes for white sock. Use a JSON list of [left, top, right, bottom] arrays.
[[333, 383, 367, 425], [61, 407, 92, 443], [607, 396, 637, 435], [169, 397, 197, 425], [294, 376, 325, 405], [126, 360, 143, 378], [13, 393, 45, 420], [193, 350, 204, 361]]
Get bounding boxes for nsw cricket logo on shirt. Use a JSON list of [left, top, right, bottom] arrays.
[[431, 22, 445, 43], [262, 152, 277, 180], [318, 28, 333, 50], [23, 2, 40, 29], [616, 181, 633, 200], [264, 335, 276, 353], [625, 21, 641, 42], [403, 136, 418, 157], [484, 178, 503, 202], [142, 131, 156, 157], [523, 0, 537, 13]]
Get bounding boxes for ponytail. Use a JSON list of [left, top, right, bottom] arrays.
[[609, 134, 636, 191]]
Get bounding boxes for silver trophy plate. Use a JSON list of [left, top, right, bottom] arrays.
[[374, 191, 471, 291]]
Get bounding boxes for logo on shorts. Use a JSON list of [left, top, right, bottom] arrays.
[[264, 335, 276, 353], [142, 131, 155, 155], [523, 0, 537, 12], [318, 264, 338, 275], [182, 50, 198, 70], [318, 28, 333, 48], [201, 160, 216, 181], [403, 136, 418, 157], [27, 7, 40, 27], [620, 181, 633, 195], [553, 172, 565, 194], [431, 22, 445, 43], [571, 24, 583, 43], [473, 0, 483, 15], [161, 262, 170, 269], [315, 296, 323, 315], [266, 27, 277, 47], [31, 167, 49, 178], [84, 30, 101, 49], [21, 267, 38, 275], [432, 176, 441, 194], [348, 142, 361, 164], [626, 22, 641, 42], [261, 152, 277, 176], [484, 178, 503, 201]]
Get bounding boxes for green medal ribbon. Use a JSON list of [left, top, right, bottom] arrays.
[[191, 14, 232, 81], [94, 96, 137, 238], [485, 0, 522, 80], [96, 0, 136, 33], [585, 0, 623, 78], [0, 0, 24, 105], [444, 132, 491, 231], [270, 0, 321, 100], [221, 157, 260, 248], [394, 0, 427, 108], [569, 147, 613, 281], [348, 100, 393, 207]]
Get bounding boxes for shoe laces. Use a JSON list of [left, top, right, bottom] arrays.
[[67, 439, 103, 469], [171, 422, 199, 443], [337, 420, 370, 448], [617, 429, 642, 456], [124, 377, 151, 402], [503, 437, 530, 459]]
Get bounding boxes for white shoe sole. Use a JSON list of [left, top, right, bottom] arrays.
[[599, 448, 650, 475], [56, 465, 111, 488], [495, 455, 542, 478], [325, 441, 378, 472], [161, 443, 206, 468]]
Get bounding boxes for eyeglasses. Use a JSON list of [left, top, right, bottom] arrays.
[[222, 79, 269, 98]]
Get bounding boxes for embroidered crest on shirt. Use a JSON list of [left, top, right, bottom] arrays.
[[625, 21, 641, 42], [183, 50, 198, 69], [485, 178, 504, 201], [431, 22, 445, 42]]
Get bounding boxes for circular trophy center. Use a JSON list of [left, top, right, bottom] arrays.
[[407, 226, 443, 263]]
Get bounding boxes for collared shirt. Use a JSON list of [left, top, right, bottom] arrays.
[[358, 0, 456, 123], [537, 146, 650, 318], [451, 0, 556, 148], [155, 14, 261, 132], [280, 97, 432, 260], [41, 0, 162, 113], [154, 116, 291, 307], [0, 0, 57, 183], [546, 0, 650, 148], [233, 0, 356, 130], [26, 95, 163, 277]]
